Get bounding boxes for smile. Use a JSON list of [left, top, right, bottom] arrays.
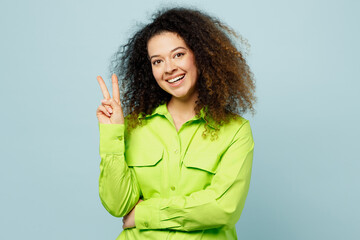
[[167, 74, 185, 83]]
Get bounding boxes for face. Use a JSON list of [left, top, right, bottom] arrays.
[[147, 31, 199, 102]]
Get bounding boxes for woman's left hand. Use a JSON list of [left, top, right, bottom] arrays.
[[122, 199, 144, 229]]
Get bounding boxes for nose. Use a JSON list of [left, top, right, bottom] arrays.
[[164, 59, 177, 74]]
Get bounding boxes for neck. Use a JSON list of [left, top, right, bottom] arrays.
[[167, 92, 198, 119]]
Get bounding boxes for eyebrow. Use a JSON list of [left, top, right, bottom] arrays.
[[149, 47, 187, 60]]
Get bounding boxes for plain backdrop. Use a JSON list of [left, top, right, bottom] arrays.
[[1, 0, 359, 239]]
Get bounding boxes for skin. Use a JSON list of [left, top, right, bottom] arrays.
[[96, 74, 124, 125], [96, 31, 200, 228], [148, 32, 198, 105], [148, 32, 199, 130]]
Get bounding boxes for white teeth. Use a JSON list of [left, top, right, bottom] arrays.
[[168, 75, 185, 83]]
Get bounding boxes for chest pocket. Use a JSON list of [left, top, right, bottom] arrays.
[[183, 152, 220, 174], [125, 146, 163, 167], [180, 152, 220, 193], [125, 142, 164, 198]]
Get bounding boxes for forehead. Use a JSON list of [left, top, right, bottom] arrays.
[[147, 31, 188, 56]]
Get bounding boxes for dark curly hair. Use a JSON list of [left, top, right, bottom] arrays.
[[111, 7, 256, 139]]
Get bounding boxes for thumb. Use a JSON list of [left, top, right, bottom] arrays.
[[101, 98, 121, 110]]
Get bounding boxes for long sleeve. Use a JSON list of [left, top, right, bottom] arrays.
[[134, 120, 254, 231], [98, 123, 141, 217]]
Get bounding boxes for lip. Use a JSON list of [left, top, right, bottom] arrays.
[[167, 74, 185, 87], [165, 73, 186, 82]]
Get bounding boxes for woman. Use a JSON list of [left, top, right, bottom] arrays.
[[96, 7, 256, 240]]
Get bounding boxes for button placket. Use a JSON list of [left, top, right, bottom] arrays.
[[168, 139, 180, 194]]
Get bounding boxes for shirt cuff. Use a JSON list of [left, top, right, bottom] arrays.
[[135, 198, 161, 229], [135, 198, 182, 230], [99, 123, 125, 154]]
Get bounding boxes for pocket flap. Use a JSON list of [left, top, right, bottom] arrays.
[[125, 145, 164, 167], [183, 153, 220, 174]]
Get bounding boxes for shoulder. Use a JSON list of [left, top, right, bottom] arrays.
[[221, 114, 251, 134], [216, 114, 253, 145]]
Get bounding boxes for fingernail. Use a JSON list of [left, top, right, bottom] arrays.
[[108, 108, 113, 113]]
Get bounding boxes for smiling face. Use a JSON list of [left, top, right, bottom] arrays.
[[147, 31, 199, 102]]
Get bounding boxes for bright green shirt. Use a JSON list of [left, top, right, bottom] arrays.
[[98, 103, 254, 240]]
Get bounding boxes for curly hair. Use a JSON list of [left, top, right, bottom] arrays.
[[111, 7, 256, 139]]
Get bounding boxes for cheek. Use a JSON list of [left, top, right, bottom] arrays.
[[151, 67, 162, 81], [151, 68, 165, 88], [184, 56, 197, 73]]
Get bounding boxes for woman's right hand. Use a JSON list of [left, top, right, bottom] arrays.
[[96, 74, 125, 124]]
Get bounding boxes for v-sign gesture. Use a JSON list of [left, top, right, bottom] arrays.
[[96, 74, 124, 124]]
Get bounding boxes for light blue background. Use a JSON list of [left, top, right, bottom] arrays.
[[1, 0, 359, 239]]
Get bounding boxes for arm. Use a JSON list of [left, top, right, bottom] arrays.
[[98, 123, 141, 217], [134, 121, 254, 231]]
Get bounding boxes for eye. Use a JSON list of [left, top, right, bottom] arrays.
[[174, 52, 185, 58], [152, 59, 162, 65]]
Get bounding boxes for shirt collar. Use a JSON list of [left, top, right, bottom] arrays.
[[137, 103, 167, 119], [138, 103, 216, 128]]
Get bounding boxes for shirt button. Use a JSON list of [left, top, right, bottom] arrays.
[[174, 149, 179, 154], [144, 222, 149, 227], [171, 186, 176, 191], [118, 136, 123, 141]]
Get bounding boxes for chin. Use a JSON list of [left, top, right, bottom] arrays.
[[171, 90, 197, 101]]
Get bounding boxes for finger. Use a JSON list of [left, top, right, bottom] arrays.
[[97, 105, 111, 117], [105, 105, 113, 113], [122, 217, 127, 229], [112, 74, 121, 104], [101, 98, 119, 110], [97, 76, 111, 100]]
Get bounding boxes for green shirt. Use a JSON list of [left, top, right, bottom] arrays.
[[98, 103, 254, 240]]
